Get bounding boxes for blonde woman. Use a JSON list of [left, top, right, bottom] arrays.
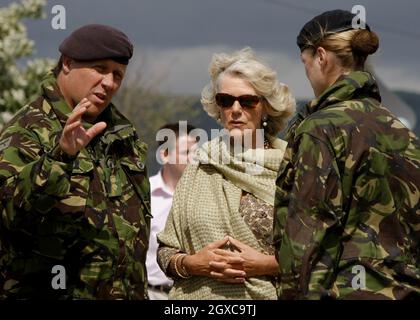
[[157, 48, 295, 299]]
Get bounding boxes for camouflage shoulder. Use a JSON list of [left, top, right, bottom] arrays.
[[293, 103, 343, 139], [294, 99, 375, 139], [0, 95, 57, 137], [134, 137, 148, 155]]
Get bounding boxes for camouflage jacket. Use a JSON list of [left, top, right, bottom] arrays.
[[274, 71, 420, 300], [0, 73, 151, 299]]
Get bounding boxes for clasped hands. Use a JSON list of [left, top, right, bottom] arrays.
[[182, 236, 276, 284]]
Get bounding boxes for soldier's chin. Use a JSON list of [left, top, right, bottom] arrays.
[[83, 107, 103, 123]]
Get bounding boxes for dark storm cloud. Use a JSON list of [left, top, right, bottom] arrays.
[[1, 0, 420, 97], [5, 0, 418, 60]]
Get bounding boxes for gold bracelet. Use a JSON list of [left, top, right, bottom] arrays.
[[179, 254, 191, 278], [173, 253, 190, 279]]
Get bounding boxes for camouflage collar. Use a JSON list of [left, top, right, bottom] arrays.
[[40, 71, 77, 128], [285, 71, 381, 142], [40, 72, 136, 144], [304, 71, 381, 117], [96, 106, 137, 146]]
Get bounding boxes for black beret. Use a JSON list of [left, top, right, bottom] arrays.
[[59, 24, 133, 65], [297, 9, 370, 52]]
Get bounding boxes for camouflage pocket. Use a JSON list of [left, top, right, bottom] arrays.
[[120, 162, 151, 218], [340, 237, 389, 261], [58, 156, 95, 210]]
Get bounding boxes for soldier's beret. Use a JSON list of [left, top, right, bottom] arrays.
[[297, 9, 370, 52], [59, 24, 133, 65]]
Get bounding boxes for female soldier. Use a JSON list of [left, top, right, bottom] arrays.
[[274, 10, 420, 300]]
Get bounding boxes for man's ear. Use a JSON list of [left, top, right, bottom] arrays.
[[159, 148, 169, 165], [61, 56, 73, 74]]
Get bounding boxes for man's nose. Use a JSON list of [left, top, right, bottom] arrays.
[[101, 73, 115, 89]]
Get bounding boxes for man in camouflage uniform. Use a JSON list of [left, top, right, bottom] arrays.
[[0, 24, 151, 299], [274, 10, 420, 299]]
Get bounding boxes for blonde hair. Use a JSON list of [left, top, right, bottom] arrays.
[[201, 47, 296, 137], [305, 29, 379, 70]]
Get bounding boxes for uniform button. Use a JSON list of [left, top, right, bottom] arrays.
[[107, 158, 115, 168], [137, 160, 145, 170]]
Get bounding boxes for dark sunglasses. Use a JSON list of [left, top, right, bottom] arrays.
[[215, 93, 262, 109]]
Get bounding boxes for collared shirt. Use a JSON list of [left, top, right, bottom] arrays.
[[146, 170, 174, 287]]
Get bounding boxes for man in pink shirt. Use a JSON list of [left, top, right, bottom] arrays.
[[146, 123, 197, 300]]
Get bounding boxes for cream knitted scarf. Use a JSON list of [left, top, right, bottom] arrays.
[[157, 135, 286, 300]]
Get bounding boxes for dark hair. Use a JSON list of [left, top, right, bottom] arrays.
[[351, 29, 379, 55], [52, 55, 64, 77], [157, 123, 197, 147]]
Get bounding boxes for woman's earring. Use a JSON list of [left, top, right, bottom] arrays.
[[262, 115, 268, 127]]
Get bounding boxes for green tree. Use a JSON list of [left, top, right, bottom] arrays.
[[0, 0, 54, 122]]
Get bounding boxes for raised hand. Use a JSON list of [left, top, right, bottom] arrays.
[[59, 98, 107, 156]]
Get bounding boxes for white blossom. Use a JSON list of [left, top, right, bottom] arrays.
[[0, 0, 53, 123]]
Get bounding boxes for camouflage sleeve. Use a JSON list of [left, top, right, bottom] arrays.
[[0, 122, 73, 219], [274, 132, 344, 299]]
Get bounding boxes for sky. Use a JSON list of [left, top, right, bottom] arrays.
[[2, 0, 420, 99]]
